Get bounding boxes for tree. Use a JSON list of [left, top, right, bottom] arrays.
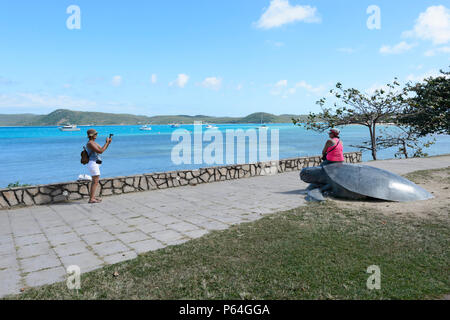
[[399, 68, 450, 136], [357, 126, 435, 159], [293, 79, 408, 160]]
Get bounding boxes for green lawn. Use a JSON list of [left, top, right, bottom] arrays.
[[6, 171, 450, 300]]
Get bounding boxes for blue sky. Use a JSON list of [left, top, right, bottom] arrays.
[[0, 0, 449, 116]]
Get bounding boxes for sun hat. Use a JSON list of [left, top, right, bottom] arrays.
[[328, 128, 340, 136], [87, 129, 98, 137]]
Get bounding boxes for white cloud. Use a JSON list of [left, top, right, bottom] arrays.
[[294, 81, 324, 95], [380, 41, 416, 55], [200, 77, 222, 90], [111, 75, 122, 87], [270, 80, 288, 96], [169, 74, 189, 88], [403, 5, 450, 45], [236, 84, 243, 91], [0, 92, 98, 108], [270, 79, 323, 98], [255, 0, 320, 29], [406, 70, 441, 82], [151, 74, 157, 84], [424, 46, 450, 56]]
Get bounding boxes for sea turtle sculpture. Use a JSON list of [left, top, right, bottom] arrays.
[[300, 163, 434, 202]]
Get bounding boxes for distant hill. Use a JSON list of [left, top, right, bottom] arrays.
[[0, 109, 308, 126]]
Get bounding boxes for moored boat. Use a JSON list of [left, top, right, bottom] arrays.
[[59, 124, 80, 131]]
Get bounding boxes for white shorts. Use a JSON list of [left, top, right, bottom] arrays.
[[87, 160, 101, 177]]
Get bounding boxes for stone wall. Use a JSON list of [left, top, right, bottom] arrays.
[[0, 152, 362, 210]]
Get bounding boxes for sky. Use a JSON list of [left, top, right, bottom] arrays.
[[0, 0, 449, 116]]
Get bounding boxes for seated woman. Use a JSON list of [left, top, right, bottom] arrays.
[[322, 128, 344, 166]]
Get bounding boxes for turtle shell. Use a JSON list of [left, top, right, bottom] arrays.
[[323, 163, 434, 202]]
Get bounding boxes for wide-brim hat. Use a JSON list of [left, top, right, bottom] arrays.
[[87, 129, 98, 137]]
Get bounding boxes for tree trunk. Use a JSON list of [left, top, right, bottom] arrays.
[[369, 123, 377, 160], [402, 140, 408, 159]]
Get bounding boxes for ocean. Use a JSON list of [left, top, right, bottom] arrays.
[[0, 123, 449, 188]]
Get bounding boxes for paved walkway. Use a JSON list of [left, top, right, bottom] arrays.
[[1, 156, 449, 297]]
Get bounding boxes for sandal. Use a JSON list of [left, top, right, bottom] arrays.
[[88, 199, 101, 204], [95, 197, 102, 202]]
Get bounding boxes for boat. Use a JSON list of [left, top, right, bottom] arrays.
[[139, 125, 152, 131], [206, 124, 218, 129], [59, 124, 80, 132], [170, 123, 181, 128], [259, 114, 268, 129]]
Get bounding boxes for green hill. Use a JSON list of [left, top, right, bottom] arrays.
[[0, 109, 308, 126]]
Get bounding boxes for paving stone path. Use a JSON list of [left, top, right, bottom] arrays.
[[1, 156, 449, 297]]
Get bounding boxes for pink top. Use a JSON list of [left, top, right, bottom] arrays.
[[327, 138, 344, 162]]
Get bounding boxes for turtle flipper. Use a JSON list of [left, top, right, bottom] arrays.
[[306, 188, 326, 202]]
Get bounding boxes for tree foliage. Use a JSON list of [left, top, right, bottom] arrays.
[[399, 68, 450, 136], [293, 80, 408, 160]]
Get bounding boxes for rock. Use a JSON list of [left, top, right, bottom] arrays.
[[102, 189, 113, 196], [39, 187, 52, 194], [53, 195, 66, 202], [199, 173, 209, 182], [102, 180, 112, 189], [0, 194, 9, 208], [22, 191, 35, 206], [26, 188, 39, 196], [15, 190, 23, 203], [125, 178, 134, 185], [51, 189, 62, 196], [68, 193, 82, 200], [139, 177, 148, 190], [65, 183, 79, 192], [123, 186, 135, 193], [113, 180, 123, 189], [34, 194, 51, 205], [3, 191, 18, 206], [79, 185, 89, 195]]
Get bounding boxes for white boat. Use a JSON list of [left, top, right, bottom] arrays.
[[139, 125, 152, 131], [259, 114, 268, 129], [170, 123, 181, 128], [59, 124, 80, 131], [206, 124, 218, 129]]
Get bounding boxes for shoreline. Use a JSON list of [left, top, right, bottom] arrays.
[[0, 123, 401, 128]]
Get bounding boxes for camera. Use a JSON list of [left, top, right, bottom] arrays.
[[109, 134, 114, 139]]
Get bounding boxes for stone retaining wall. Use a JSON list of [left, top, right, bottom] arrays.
[[0, 152, 362, 210]]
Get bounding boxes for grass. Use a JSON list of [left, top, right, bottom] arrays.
[[7, 181, 31, 188], [5, 170, 450, 300]]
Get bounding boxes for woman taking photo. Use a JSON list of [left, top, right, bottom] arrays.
[[322, 128, 344, 166], [86, 129, 112, 203]]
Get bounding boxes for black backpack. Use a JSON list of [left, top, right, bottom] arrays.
[[81, 146, 89, 165]]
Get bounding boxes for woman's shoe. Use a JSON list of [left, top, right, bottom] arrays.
[[88, 199, 101, 203]]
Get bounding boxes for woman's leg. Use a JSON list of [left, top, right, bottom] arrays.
[[89, 175, 100, 203]]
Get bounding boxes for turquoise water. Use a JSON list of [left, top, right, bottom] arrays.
[[0, 124, 449, 187]]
